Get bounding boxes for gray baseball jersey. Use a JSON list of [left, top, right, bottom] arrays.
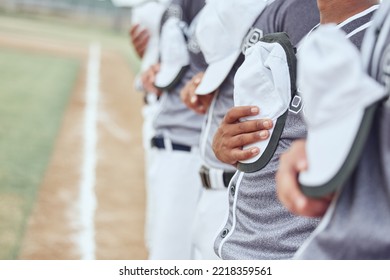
[[153, 0, 207, 147], [296, 4, 390, 259], [214, 0, 323, 260]]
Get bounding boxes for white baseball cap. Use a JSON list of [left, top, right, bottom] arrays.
[[195, 0, 268, 95], [131, 2, 167, 72], [298, 25, 387, 197], [154, 17, 190, 90], [234, 33, 296, 173]]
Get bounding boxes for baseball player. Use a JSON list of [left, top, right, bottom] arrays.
[[127, 0, 171, 253], [143, 0, 207, 260], [182, 0, 321, 260], [276, 0, 390, 259], [181, 0, 269, 260], [213, 0, 380, 260]]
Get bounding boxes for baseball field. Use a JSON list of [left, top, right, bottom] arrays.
[[0, 11, 147, 259]]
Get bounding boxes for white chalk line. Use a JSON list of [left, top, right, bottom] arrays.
[[77, 42, 100, 260]]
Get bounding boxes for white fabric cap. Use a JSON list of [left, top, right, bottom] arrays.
[[298, 25, 386, 196], [195, 0, 268, 95], [131, 2, 167, 72], [154, 17, 190, 89], [234, 40, 292, 164]]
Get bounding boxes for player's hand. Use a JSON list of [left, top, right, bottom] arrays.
[[141, 64, 162, 96], [212, 106, 273, 166], [129, 24, 150, 58], [276, 139, 334, 217], [180, 72, 215, 114]]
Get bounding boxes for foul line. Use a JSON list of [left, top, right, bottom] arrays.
[[78, 43, 100, 260]]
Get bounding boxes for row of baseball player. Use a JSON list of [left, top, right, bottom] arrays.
[[126, 0, 390, 259]]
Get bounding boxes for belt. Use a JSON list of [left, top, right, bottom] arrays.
[[199, 165, 235, 190], [151, 136, 192, 152]]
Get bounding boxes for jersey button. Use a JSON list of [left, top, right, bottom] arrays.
[[230, 185, 235, 196], [221, 228, 229, 238]]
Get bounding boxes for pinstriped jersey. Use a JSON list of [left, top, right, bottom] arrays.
[[153, 0, 207, 147], [214, 6, 378, 260]]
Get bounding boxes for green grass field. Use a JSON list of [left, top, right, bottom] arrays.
[[0, 47, 79, 259]]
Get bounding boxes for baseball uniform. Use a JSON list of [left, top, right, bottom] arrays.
[[294, 3, 390, 259], [130, 0, 170, 252], [191, 0, 269, 260], [147, 0, 207, 260], [214, 0, 321, 260]]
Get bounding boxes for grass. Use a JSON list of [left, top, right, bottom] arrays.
[[0, 47, 79, 259]]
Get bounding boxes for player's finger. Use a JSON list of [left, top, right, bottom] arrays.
[[193, 76, 202, 86], [188, 95, 202, 111], [129, 24, 140, 37], [152, 63, 160, 73], [223, 106, 260, 124], [276, 153, 304, 212], [193, 105, 207, 115], [276, 151, 329, 217], [230, 147, 260, 163], [180, 88, 189, 104], [229, 130, 270, 148], [228, 119, 273, 136], [137, 41, 149, 57], [133, 30, 149, 48]]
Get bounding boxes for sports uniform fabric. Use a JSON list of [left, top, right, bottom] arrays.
[[130, 0, 170, 251], [148, 0, 207, 259], [294, 3, 390, 259], [214, 0, 321, 260]]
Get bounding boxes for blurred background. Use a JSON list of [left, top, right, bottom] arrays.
[[0, 0, 147, 259], [2, 0, 132, 30]]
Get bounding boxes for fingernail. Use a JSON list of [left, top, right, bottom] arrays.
[[260, 131, 268, 138], [297, 159, 307, 170], [250, 107, 259, 114], [193, 77, 202, 84], [263, 121, 271, 128], [190, 96, 197, 103], [251, 148, 259, 154], [297, 197, 307, 210]]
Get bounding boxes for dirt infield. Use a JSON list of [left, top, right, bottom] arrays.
[[0, 27, 148, 259]]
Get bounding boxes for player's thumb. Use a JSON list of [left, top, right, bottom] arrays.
[[295, 156, 308, 172]]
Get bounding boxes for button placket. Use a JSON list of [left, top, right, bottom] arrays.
[[230, 184, 236, 196]]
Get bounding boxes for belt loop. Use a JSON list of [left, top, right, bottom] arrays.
[[209, 168, 226, 190], [190, 145, 199, 155], [163, 136, 172, 152], [199, 165, 211, 189]]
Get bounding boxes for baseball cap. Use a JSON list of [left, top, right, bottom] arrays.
[[195, 0, 268, 95], [154, 17, 190, 90], [298, 25, 387, 197], [131, 2, 167, 72], [235, 33, 297, 173]]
